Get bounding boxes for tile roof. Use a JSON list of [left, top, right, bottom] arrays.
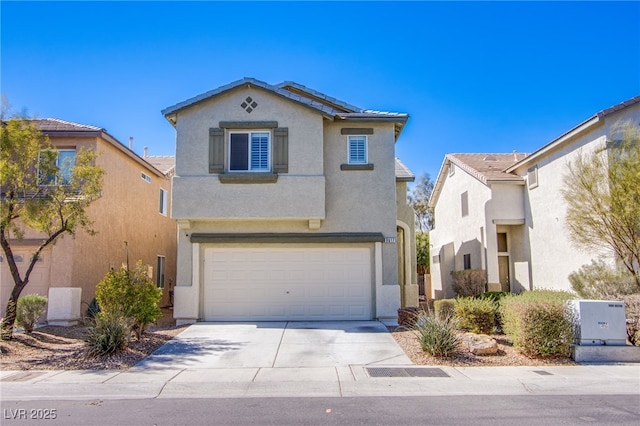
[[395, 158, 415, 182], [448, 153, 528, 184], [162, 78, 409, 137], [33, 118, 103, 132], [162, 77, 337, 118], [144, 156, 176, 175]]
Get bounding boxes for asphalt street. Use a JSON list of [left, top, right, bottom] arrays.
[[2, 395, 639, 426]]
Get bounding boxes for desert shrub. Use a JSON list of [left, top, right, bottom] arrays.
[[410, 311, 461, 357], [434, 299, 456, 320], [569, 260, 637, 299], [500, 290, 575, 357], [477, 291, 509, 331], [16, 294, 47, 333], [618, 294, 640, 346], [85, 297, 100, 319], [454, 297, 496, 334], [450, 269, 486, 297], [84, 312, 131, 358], [95, 261, 162, 339], [477, 291, 509, 303]]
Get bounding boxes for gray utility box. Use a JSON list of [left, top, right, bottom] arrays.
[[569, 299, 627, 346]]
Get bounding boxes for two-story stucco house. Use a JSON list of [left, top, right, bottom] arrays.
[[162, 78, 417, 324], [0, 119, 177, 324], [429, 96, 640, 298]]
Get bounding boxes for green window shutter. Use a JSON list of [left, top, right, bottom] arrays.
[[273, 127, 288, 174], [209, 128, 224, 173]]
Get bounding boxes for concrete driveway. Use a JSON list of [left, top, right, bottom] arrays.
[[135, 321, 412, 369]]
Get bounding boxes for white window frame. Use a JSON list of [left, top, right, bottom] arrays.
[[156, 255, 166, 289], [347, 135, 368, 165], [141, 172, 152, 183], [38, 149, 76, 186], [228, 130, 271, 172], [159, 188, 168, 216]]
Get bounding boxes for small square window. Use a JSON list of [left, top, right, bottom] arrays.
[[348, 135, 367, 164]]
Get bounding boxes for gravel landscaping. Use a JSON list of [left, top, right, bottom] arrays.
[[0, 321, 576, 370]]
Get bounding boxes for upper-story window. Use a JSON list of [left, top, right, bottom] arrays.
[[348, 135, 367, 164], [159, 188, 168, 215], [229, 131, 270, 172], [38, 149, 76, 185]]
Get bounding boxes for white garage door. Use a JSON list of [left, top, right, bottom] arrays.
[[203, 247, 372, 321]]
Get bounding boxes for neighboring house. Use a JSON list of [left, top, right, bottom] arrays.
[[162, 77, 417, 324], [429, 96, 640, 298], [0, 119, 177, 324]]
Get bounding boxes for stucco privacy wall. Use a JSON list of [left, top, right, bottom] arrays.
[[512, 104, 640, 291]]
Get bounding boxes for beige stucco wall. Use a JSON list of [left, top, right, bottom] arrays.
[[429, 165, 492, 298], [511, 104, 640, 291], [169, 85, 403, 321], [0, 134, 177, 319]]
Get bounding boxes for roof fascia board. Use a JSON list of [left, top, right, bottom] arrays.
[[427, 156, 451, 209], [506, 115, 599, 173]]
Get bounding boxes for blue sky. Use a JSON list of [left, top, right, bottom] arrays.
[[2, 1, 639, 181]]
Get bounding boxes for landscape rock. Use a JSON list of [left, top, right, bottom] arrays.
[[461, 332, 499, 355]]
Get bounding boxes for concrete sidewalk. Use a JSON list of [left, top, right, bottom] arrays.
[[2, 321, 638, 401], [1, 364, 638, 401]]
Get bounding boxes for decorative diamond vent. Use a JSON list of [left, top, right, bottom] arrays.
[[241, 97, 258, 113]]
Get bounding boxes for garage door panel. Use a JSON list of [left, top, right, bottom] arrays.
[[204, 247, 371, 321]]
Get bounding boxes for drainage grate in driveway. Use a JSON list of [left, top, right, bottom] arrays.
[[1, 372, 46, 382], [366, 367, 450, 378], [532, 370, 553, 376]]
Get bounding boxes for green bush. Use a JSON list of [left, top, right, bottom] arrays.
[[85, 297, 100, 319], [84, 312, 131, 358], [16, 294, 47, 333], [477, 291, 509, 303], [618, 294, 640, 346], [569, 260, 637, 299], [477, 291, 509, 331], [410, 311, 461, 357], [450, 269, 486, 297], [96, 261, 162, 339], [454, 297, 496, 334], [500, 290, 575, 357], [434, 299, 456, 320]]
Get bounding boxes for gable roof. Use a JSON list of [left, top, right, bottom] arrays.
[[506, 95, 640, 172], [428, 153, 527, 209], [162, 77, 409, 138], [395, 157, 415, 182], [32, 118, 167, 177], [145, 155, 176, 175]]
